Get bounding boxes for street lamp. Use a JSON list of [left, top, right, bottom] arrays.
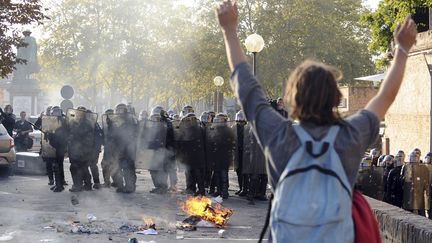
[[213, 76, 224, 113], [245, 33, 265, 76]]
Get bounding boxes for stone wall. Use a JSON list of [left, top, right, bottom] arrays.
[[367, 196, 432, 243], [385, 30, 432, 155]]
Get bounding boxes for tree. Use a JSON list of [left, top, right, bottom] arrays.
[[0, 0, 47, 78], [39, 0, 375, 112], [362, 0, 432, 69]]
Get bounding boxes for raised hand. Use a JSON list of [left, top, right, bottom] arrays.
[[395, 16, 418, 54], [216, 0, 238, 32]]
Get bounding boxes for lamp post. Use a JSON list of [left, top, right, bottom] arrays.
[[213, 76, 224, 113], [245, 33, 265, 76]]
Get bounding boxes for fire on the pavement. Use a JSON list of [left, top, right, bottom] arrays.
[[179, 196, 233, 227]]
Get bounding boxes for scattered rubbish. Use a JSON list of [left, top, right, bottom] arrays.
[[128, 238, 138, 243], [0, 231, 15, 241], [218, 229, 226, 238], [212, 196, 223, 204], [71, 195, 79, 205], [56, 226, 64, 233], [43, 226, 55, 230], [109, 236, 113, 240], [182, 216, 201, 225], [119, 223, 141, 232], [70, 226, 79, 233], [196, 220, 214, 228], [136, 228, 158, 235], [175, 222, 196, 231], [87, 213, 97, 223]]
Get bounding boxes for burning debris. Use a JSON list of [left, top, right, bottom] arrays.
[[179, 196, 233, 228]]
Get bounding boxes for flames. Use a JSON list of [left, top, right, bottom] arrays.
[[180, 196, 233, 227], [142, 217, 156, 229]]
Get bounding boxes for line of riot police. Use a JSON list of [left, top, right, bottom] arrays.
[[357, 148, 432, 218], [38, 103, 268, 202]]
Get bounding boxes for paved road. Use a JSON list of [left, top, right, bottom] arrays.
[[0, 165, 268, 243]]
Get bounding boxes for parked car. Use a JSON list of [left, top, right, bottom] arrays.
[[0, 124, 17, 176]]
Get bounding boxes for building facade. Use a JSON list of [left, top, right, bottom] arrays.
[[384, 30, 432, 155]]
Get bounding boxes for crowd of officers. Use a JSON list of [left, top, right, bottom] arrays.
[[357, 148, 432, 218], [21, 101, 289, 204], [0, 105, 35, 152]]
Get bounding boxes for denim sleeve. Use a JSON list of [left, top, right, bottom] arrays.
[[346, 109, 380, 151], [231, 62, 296, 188], [230, 62, 290, 147]]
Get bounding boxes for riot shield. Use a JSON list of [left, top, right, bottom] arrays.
[[205, 121, 237, 171], [174, 116, 205, 168], [41, 115, 62, 158], [356, 166, 384, 200], [66, 109, 97, 162], [135, 117, 168, 170], [402, 163, 430, 210], [102, 113, 137, 163]]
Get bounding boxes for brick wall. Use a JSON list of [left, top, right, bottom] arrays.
[[385, 31, 432, 155], [339, 86, 378, 117]]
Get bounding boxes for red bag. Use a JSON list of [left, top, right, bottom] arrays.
[[352, 189, 382, 243]]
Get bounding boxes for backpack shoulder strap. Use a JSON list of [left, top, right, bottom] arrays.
[[321, 125, 340, 144], [292, 124, 314, 144], [292, 124, 340, 143]]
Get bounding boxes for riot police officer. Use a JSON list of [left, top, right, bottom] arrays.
[[67, 106, 95, 192], [385, 150, 405, 207], [44, 106, 68, 192], [111, 104, 138, 193], [175, 111, 206, 196], [206, 113, 236, 199], [101, 109, 115, 187], [401, 150, 430, 215], [234, 111, 247, 195], [88, 110, 103, 189]]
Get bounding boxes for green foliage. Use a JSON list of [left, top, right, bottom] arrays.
[[0, 0, 47, 78], [38, 0, 375, 112], [362, 0, 432, 69]]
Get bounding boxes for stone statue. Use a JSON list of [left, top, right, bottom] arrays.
[[13, 30, 40, 80]]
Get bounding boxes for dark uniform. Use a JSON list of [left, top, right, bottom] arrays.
[[235, 121, 246, 195], [385, 165, 403, 207], [242, 124, 268, 203], [14, 120, 33, 152], [0, 108, 15, 137], [110, 113, 138, 193], [45, 115, 68, 192], [175, 114, 206, 196], [89, 122, 103, 189], [67, 109, 96, 192]]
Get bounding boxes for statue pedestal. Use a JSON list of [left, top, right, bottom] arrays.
[[8, 79, 41, 115]]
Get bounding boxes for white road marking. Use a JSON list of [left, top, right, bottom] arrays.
[[12, 176, 41, 181], [228, 226, 253, 229], [184, 238, 268, 241]]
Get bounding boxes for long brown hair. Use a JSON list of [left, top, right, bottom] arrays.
[[285, 60, 343, 125]]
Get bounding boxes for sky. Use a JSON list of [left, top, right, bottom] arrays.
[[365, 0, 380, 10]]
